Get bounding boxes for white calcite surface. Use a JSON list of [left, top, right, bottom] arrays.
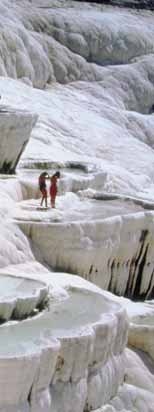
[[0, 1, 154, 411], [0, 3, 154, 198], [0, 169, 153, 411], [96, 348, 154, 412], [1, 74, 154, 199], [5, 174, 153, 299], [0, 274, 48, 320], [17, 199, 154, 299], [0, 268, 153, 412], [0, 108, 37, 173], [0, 272, 128, 412]]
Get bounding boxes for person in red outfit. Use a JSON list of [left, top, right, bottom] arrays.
[[39, 172, 49, 207], [50, 171, 60, 208]]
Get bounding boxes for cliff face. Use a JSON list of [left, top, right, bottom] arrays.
[[18, 210, 154, 300], [0, 108, 37, 173]]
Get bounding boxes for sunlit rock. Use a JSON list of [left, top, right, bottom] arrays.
[[18, 203, 154, 299], [0, 1, 154, 411], [0, 108, 37, 173], [0, 274, 48, 320], [0, 272, 128, 411], [95, 349, 154, 411], [128, 311, 154, 360]]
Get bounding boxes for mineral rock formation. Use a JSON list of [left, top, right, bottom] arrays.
[[18, 207, 154, 300], [0, 272, 128, 412], [0, 274, 48, 320], [0, 1, 153, 411], [0, 108, 37, 173]]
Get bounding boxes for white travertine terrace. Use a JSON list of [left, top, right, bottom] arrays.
[[0, 274, 48, 320], [0, 273, 128, 412], [0, 0, 154, 411], [17, 202, 154, 300], [1, 173, 154, 300], [0, 108, 37, 173]]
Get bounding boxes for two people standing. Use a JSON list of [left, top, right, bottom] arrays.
[[39, 171, 60, 208]]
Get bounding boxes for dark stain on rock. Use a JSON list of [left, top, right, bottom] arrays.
[[139, 229, 148, 243], [84, 402, 92, 412], [89, 265, 93, 275], [13, 141, 28, 172], [125, 230, 150, 299], [108, 259, 116, 292], [75, 0, 154, 11], [144, 269, 154, 300], [133, 243, 149, 299], [1, 161, 13, 174], [56, 355, 64, 372], [0, 141, 28, 174]]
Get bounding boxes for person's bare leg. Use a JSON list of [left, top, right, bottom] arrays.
[[45, 197, 48, 208], [41, 196, 44, 206], [51, 198, 55, 208]]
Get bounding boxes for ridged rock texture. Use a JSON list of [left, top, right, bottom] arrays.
[[0, 1, 154, 411], [0, 272, 128, 412], [19, 210, 154, 300]]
